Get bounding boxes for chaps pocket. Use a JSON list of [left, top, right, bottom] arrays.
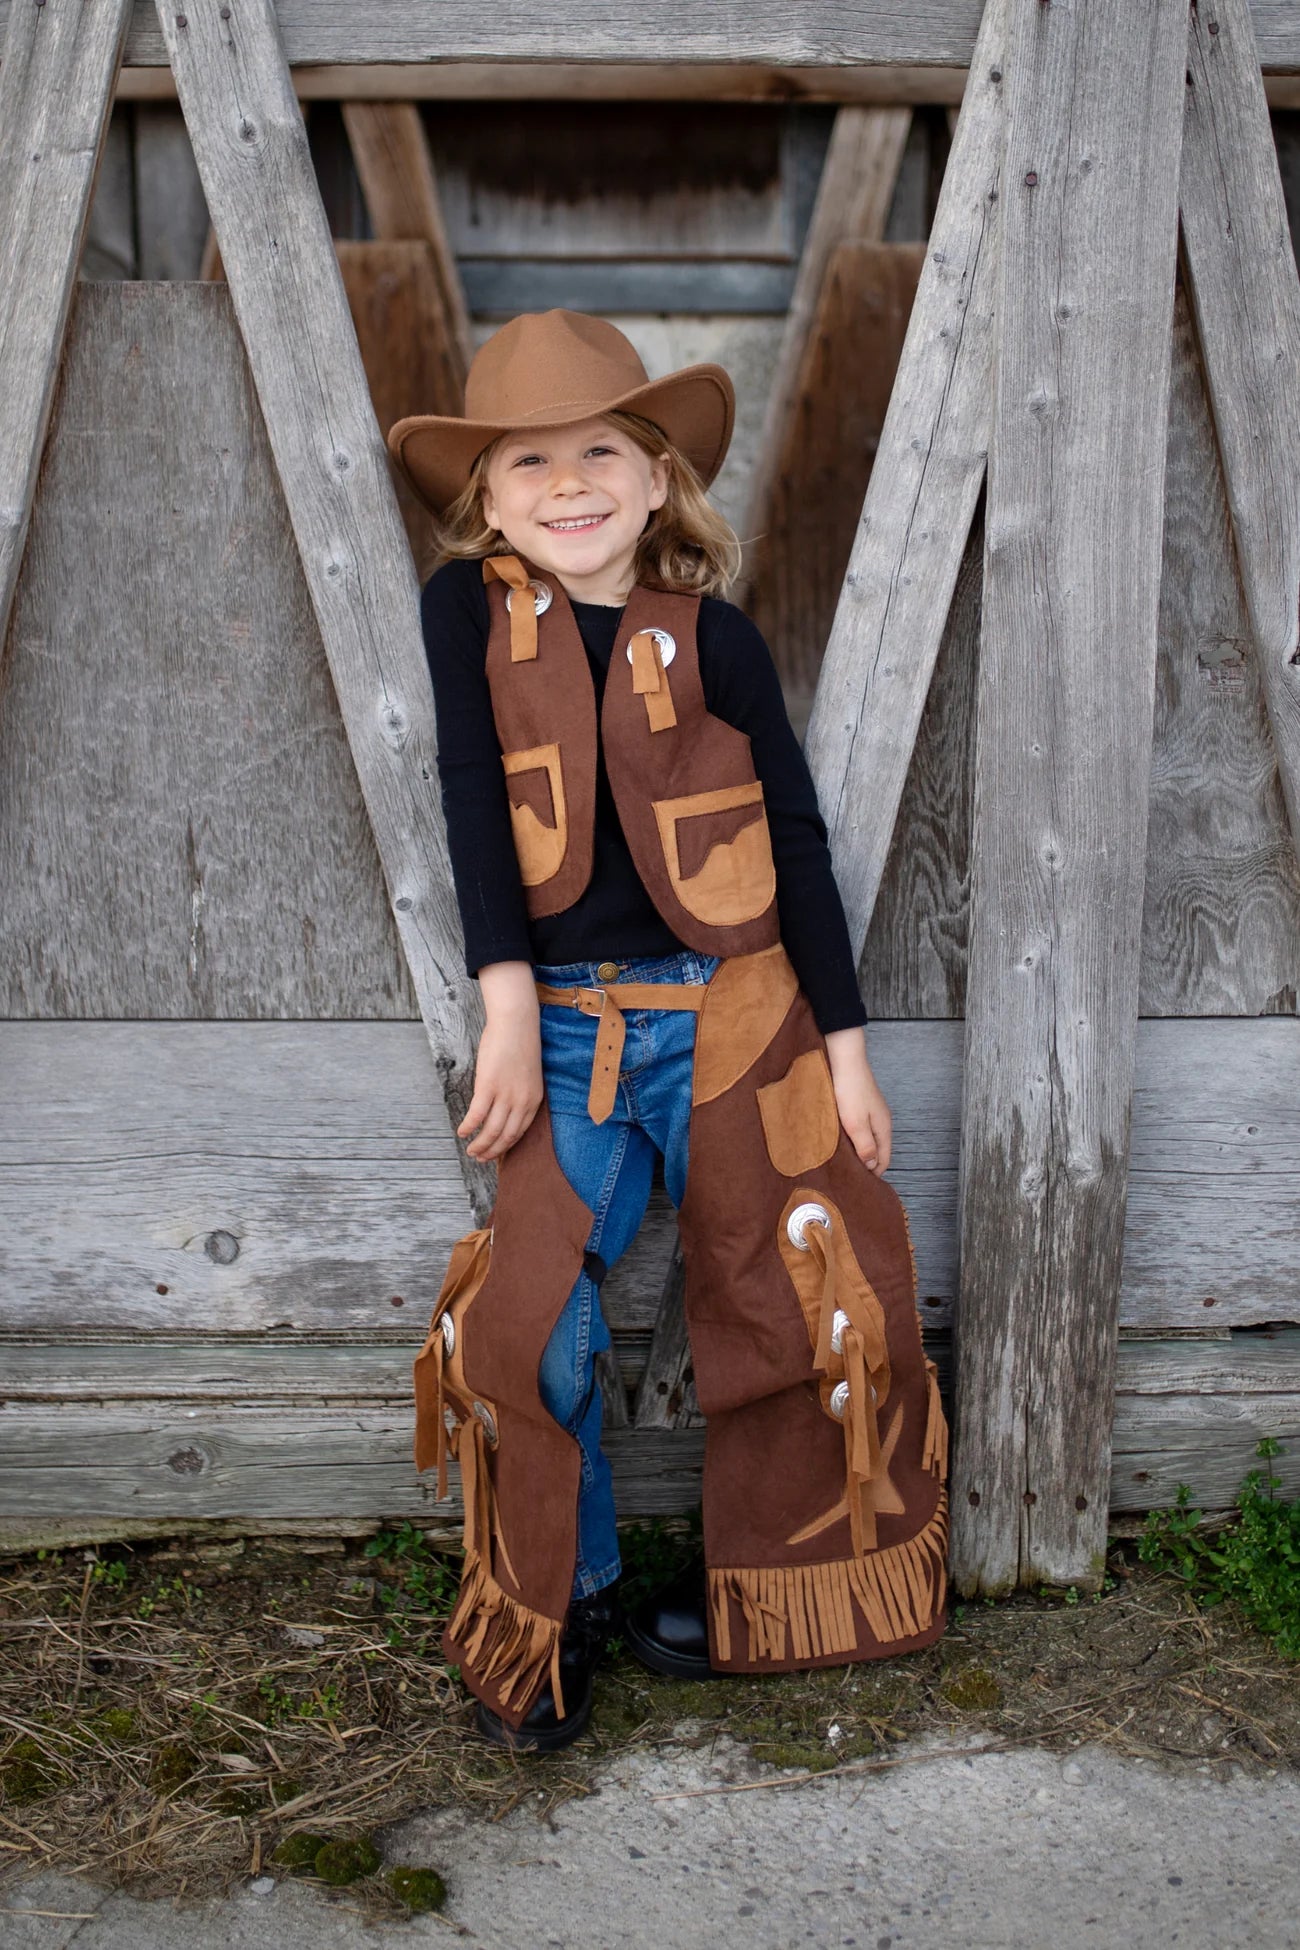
[[757, 1048, 840, 1176], [503, 744, 567, 886], [652, 781, 776, 926]]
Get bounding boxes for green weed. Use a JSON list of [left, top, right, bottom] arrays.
[[1139, 1438, 1300, 1660]]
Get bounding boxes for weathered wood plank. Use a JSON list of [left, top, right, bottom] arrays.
[[1143, 272, 1300, 1016], [858, 495, 981, 1017], [0, 0, 132, 661], [740, 107, 911, 590], [751, 242, 925, 701], [134, 102, 211, 279], [0, 1410, 708, 1523], [3, 1336, 1297, 1539], [2, 1020, 1295, 1340], [951, 0, 1188, 1597], [1181, 0, 1300, 857], [80, 108, 135, 280], [3, 4, 1300, 72], [154, 0, 486, 1211], [802, 0, 1008, 954], [0, 283, 417, 1020], [341, 101, 470, 389]]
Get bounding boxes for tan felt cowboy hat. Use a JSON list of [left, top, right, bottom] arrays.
[[387, 309, 735, 515]]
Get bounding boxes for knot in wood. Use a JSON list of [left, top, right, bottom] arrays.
[[204, 1230, 240, 1265], [168, 1447, 205, 1475]]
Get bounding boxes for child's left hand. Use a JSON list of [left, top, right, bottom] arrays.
[[823, 1027, 892, 1173]]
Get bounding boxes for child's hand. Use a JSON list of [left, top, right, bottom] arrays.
[[459, 962, 544, 1163], [823, 1026, 892, 1174]]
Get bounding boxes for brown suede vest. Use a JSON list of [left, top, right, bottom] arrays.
[[480, 555, 781, 959]]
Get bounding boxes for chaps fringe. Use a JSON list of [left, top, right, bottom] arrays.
[[708, 1492, 948, 1666], [446, 1550, 566, 1722]]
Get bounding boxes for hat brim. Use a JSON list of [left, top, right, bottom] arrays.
[[387, 364, 735, 516]]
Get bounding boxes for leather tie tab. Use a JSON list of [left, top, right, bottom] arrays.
[[629, 629, 677, 733], [483, 554, 539, 662], [535, 979, 707, 1124]]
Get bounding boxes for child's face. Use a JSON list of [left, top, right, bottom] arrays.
[[482, 416, 669, 603]]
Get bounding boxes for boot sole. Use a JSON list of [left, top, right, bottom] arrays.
[[622, 1615, 720, 1682]]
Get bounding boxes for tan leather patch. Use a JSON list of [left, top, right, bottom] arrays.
[[502, 744, 566, 886], [756, 1048, 840, 1176], [692, 944, 799, 1106], [653, 782, 776, 927]]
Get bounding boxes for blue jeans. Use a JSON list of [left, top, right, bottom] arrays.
[[533, 948, 720, 1600]]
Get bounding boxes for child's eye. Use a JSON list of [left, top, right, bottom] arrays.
[[586, 445, 615, 458], [511, 453, 543, 468]]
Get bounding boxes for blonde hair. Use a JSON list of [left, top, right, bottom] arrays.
[[432, 410, 741, 597]]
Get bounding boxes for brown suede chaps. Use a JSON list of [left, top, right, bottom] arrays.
[[413, 943, 949, 1729]]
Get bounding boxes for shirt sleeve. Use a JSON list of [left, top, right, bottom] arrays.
[[698, 598, 869, 1034], [419, 559, 534, 976]]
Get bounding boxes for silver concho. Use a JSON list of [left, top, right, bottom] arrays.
[[786, 1201, 832, 1251], [472, 1400, 498, 1445], [440, 1313, 456, 1357], [829, 1307, 851, 1355], [505, 579, 553, 616], [829, 1380, 850, 1420], [626, 628, 676, 669]]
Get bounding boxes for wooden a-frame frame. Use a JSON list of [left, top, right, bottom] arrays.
[[2, 0, 1299, 1590]]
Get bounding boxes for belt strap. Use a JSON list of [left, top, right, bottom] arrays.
[[535, 980, 707, 1124]]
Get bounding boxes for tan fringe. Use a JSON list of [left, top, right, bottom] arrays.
[[709, 1492, 948, 1665], [922, 1358, 949, 1479], [446, 1549, 566, 1720]]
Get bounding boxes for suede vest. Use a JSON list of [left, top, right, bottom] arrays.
[[479, 555, 781, 959]]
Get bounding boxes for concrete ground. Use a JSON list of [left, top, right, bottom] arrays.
[[2, 1736, 1297, 1949]]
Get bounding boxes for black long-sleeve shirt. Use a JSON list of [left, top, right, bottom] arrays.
[[419, 557, 868, 1034]]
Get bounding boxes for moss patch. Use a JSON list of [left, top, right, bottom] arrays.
[[388, 1865, 447, 1913]]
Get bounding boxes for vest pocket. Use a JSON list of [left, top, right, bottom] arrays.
[[757, 1047, 840, 1175], [502, 744, 567, 886], [652, 781, 776, 926]]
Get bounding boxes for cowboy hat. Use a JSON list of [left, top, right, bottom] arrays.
[[387, 309, 735, 515]]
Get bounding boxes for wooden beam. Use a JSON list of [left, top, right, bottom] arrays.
[[154, 0, 488, 1215], [1, 3, 1298, 71], [951, 0, 1187, 1597], [341, 101, 471, 393], [740, 107, 912, 587], [803, 0, 1009, 956], [0, 0, 131, 663], [1180, 0, 1300, 857]]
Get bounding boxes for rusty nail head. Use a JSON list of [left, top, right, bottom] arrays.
[[1075, 1494, 1088, 1511], [176, 11, 187, 24], [1208, 18, 1219, 32], [1025, 170, 1039, 187]]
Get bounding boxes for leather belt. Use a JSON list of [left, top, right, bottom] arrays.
[[535, 980, 707, 1124]]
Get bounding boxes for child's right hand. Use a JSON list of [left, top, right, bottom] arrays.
[[459, 961, 545, 1162]]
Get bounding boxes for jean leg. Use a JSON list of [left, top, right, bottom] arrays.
[[540, 1110, 657, 1599]]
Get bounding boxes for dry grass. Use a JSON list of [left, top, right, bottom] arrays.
[[0, 1526, 1297, 1920]]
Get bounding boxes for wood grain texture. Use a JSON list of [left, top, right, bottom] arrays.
[[740, 106, 911, 591], [2, 1020, 1295, 1344], [2, 1335, 1297, 1537], [336, 240, 456, 581], [0, 1021, 676, 1346], [153, 0, 486, 1211], [1143, 272, 1300, 1015], [1, 2, 991, 69], [0, 0, 132, 659], [1181, 0, 1300, 857], [134, 102, 211, 279], [750, 241, 926, 694], [0, 282, 418, 1020], [802, 0, 1008, 957], [2, 4, 1298, 72], [952, 0, 1188, 1597], [341, 101, 471, 385], [858, 494, 981, 1017]]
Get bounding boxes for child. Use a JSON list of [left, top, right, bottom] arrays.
[[388, 309, 948, 1754]]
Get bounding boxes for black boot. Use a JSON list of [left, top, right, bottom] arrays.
[[623, 1560, 718, 1681], [474, 1581, 620, 1754]]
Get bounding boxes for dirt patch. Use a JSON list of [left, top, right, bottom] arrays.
[[0, 1525, 1296, 1919]]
